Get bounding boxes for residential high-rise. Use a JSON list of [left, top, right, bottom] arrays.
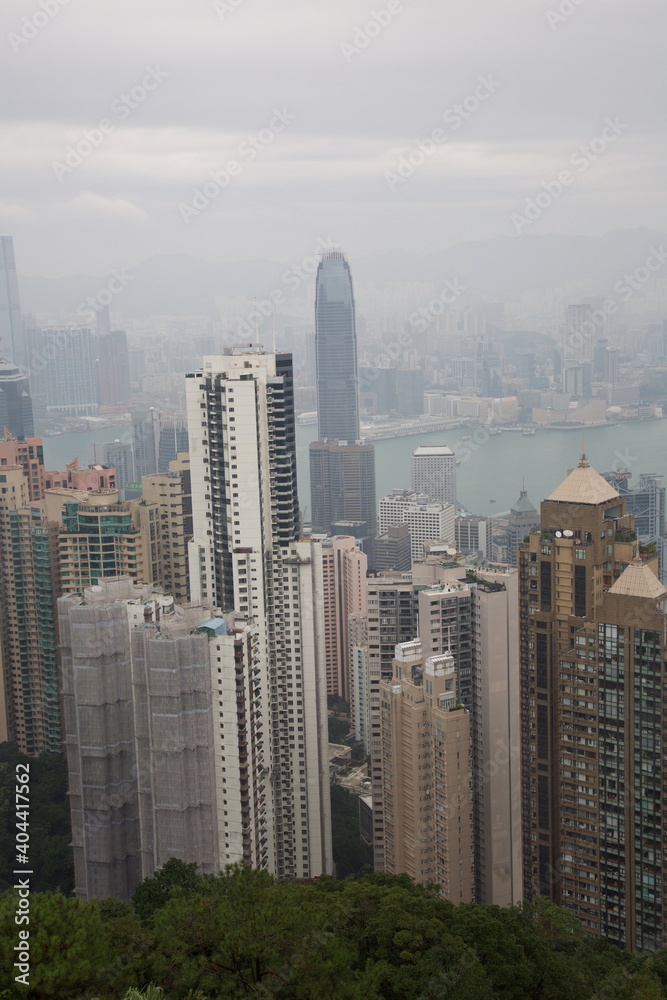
[[0, 236, 25, 370], [520, 453, 667, 949], [138, 454, 192, 603], [519, 453, 646, 911], [0, 467, 61, 755], [555, 562, 667, 949], [321, 535, 367, 700], [0, 434, 45, 501], [314, 250, 359, 442], [379, 639, 474, 901], [411, 445, 456, 506], [186, 351, 333, 880], [61, 580, 266, 899], [0, 357, 34, 439], [417, 566, 522, 906]]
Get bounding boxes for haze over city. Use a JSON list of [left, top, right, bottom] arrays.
[[1, 0, 665, 278], [1, 1, 667, 995]]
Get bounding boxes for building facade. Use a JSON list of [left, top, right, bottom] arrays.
[[519, 454, 653, 921], [411, 445, 456, 506], [321, 535, 367, 700], [61, 580, 274, 899], [186, 351, 333, 879], [314, 250, 359, 442], [0, 357, 34, 439], [379, 639, 474, 901], [0, 235, 25, 370], [378, 490, 455, 559]]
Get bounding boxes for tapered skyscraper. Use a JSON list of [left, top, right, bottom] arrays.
[[315, 250, 359, 442], [310, 252, 376, 555], [0, 236, 24, 370]]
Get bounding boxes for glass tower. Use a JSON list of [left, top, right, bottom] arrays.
[[315, 250, 360, 443]]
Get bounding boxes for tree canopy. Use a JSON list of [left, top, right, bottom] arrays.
[[0, 865, 666, 999]]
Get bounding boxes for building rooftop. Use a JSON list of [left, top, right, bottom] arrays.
[[608, 558, 667, 601], [546, 452, 620, 506], [413, 445, 454, 456], [511, 489, 537, 513]]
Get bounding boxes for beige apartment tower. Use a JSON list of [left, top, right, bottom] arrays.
[[380, 639, 474, 901], [321, 534, 367, 700], [520, 452, 666, 948]]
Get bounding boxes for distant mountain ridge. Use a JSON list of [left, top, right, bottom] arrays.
[[19, 228, 667, 320]]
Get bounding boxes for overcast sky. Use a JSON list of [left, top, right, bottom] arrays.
[[1, 0, 665, 277]]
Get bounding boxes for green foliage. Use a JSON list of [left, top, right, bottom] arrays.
[[0, 891, 113, 998], [0, 743, 74, 895], [132, 858, 210, 923], [0, 867, 665, 999]]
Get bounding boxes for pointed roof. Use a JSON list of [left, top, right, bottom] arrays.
[[608, 558, 667, 601], [512, 489, 537, 514], [546, 452, 620, 505]]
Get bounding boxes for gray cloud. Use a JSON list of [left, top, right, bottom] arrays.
[[1, 0, 665, 276]]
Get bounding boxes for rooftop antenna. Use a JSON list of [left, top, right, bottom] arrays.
[[271, 298, 276, 354], [253, 298, 259, 343]]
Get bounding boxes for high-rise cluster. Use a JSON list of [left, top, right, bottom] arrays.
[[519, 452, 667, 949]]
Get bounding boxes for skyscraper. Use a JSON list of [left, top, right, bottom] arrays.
[[314, 250, 359, 442], [520, 455, 667, 949], [39, 327, 99, 417], [186, 351, 333, 879], [379, 640, 474, 901], [519, 455, 648, 909], [309, 252, 376, 557], [0, 236, 24, 370], [0, 467, 61, 755], [0, 357, 34, 439]]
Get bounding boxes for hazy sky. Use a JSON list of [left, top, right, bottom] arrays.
[[1, 0, 665, 277]]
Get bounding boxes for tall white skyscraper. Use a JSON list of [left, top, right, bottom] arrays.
[[186, 351, 333, 879]]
